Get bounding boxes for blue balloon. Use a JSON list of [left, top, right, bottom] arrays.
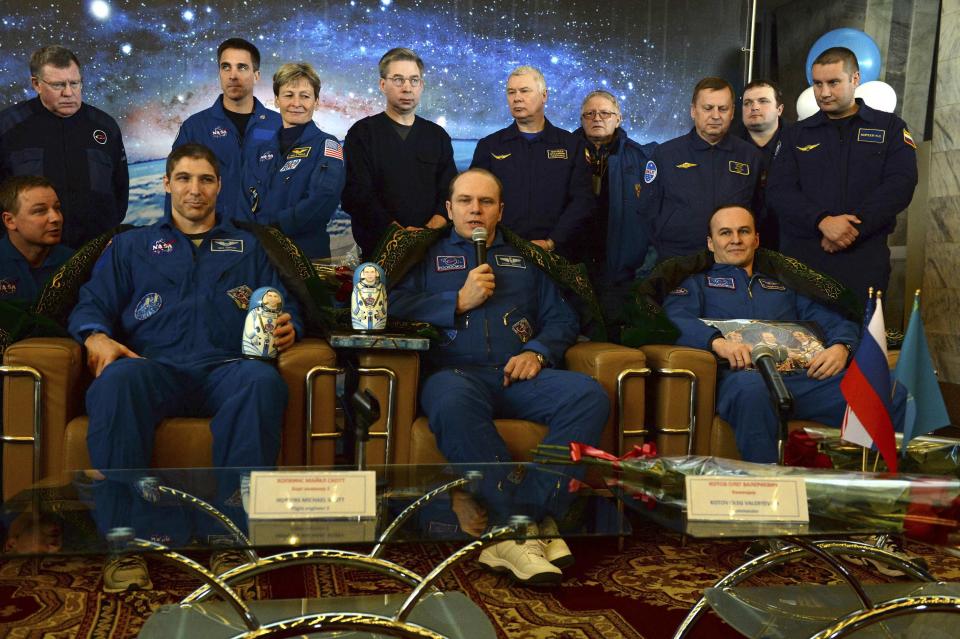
[[805, 28, 882, 84]]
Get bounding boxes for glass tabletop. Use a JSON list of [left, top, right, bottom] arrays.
[[580, 455, 960, 541], [1, 462, 629, 557]]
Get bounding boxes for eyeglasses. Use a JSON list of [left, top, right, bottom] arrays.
[[36, 78, 83, 92], [581, 110, 618, 120], [385, 75, 422, 87]]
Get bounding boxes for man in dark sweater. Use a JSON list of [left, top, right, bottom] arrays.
[[341, 48, 457, 259]]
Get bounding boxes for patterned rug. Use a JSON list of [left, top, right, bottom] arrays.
[[2, 521, 960, 638]]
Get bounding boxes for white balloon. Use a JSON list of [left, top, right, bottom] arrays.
[[796, 86, 818, 120], [855, 80, 897, 113]]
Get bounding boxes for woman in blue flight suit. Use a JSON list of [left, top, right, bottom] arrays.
[[243, 63, 345, 259]]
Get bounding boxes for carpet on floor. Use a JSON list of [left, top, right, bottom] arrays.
[[2, 520, 960, 638]]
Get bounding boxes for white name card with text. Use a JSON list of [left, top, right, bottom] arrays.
[[249, 471, 376, 519], [685, 476, 809, 522]]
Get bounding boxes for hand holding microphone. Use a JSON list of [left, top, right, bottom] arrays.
[[456, 227, 495, 314]]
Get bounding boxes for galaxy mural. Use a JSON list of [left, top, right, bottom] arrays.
[[0, 0, 748, 249]]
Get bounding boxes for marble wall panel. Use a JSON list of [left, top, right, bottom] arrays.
[[933, 104, 960, 152], [928, 196, 960, 243], [929, 149, 960, 199], [935, 57, 960, 108], [940, 6, 960, 61], [921, 242, 959, 290], [920, 285, 960, 334], [927, 332, 960, 382]]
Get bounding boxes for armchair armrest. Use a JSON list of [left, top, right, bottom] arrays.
[[564, 341, 648, 455], [639, 344, 718, 456], [3, 337, 86, 499]]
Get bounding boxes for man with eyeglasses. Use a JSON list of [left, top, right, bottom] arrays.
[[471, 66, 593, 259], [0, 45, 128, 249], [342, 47, 457, 259], [739, 79, 788, 251], [172, 38, 281, 217], [641, 77, 762, 261], [574, 90, 657, 335]]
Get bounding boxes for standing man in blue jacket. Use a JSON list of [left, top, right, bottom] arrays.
[[470, 66, 594, 259], [243, 62, 345, 259], [740, 79, 788, 251], [0, 46, 128, 249], [642, 77, 762, 261], [767, 47, 917, 305], [574, 90, 657, 333], [172, 38, 280, 216]]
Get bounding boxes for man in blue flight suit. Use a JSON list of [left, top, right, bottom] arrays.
[[172, 38, 280, 216], [0, 46, 128, 249], [0, 176, 73, 303], [243, 62, 345, 259], [767, 47, 917, 306], [643, 77, 762, 261], [68, 143, 301, 592], [389, 168, 609, 584], [470, 66, 594, 259], [663, 205, 860, 463], [740, 79, 788, 251]]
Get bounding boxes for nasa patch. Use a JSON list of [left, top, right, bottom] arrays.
[[279, 159, 301, 172], [211, 126, 228, 139], [706, 276, 735, 290], [92, 129, 107, 145], [134, 292, 162, 320], [643, 160, 657, 183], [151, 238, 174, 254], [259, 150, 274, 162], [495, 255, 526, 269], [435, 255, 466, 272]]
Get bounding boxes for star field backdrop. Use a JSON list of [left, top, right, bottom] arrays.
[[0, 0, 748, 246]]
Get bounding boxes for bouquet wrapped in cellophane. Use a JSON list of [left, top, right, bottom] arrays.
[[534, 443, 960, 542]]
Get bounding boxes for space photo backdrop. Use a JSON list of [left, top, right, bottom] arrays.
[[0, 0, 748, 245]]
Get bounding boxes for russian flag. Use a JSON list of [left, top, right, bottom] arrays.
[[840, 295, 898, 473]]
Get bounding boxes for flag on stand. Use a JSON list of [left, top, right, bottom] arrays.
[[895, 291, 951, 451], [840, 294, 898, 473]]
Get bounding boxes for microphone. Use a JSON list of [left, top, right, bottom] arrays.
[[751, 343, 795, 418], [471, 227, 488, 266]]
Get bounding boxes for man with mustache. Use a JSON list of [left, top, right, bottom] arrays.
[[173, 38, 281, 216], [0, 46, 128, 249]]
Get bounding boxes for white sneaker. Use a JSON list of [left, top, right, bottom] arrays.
[[478, 524, 563, 584], [103, 555, 153, 593], [538, 516, 574, 569], [844, 535, 928, 577]]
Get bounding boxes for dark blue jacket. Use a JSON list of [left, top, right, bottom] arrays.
[[767, 99, 917, 301], [739, 119, 790, 251], [663, 262, 859, 352], [643, 128, 762, 260], [0, 236, 73, 303], [68, 216, 302, 369], [0, 98, 128, 249], [470, 119, 594, 257], [388, 228, 579, 370], [575, 126, 658, 282], [242, 122, 346, 259], [172, 96, 281, 216]]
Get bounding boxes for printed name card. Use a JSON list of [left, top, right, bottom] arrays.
[[248, 471, 376, 519], [685, 476, 809, 522]]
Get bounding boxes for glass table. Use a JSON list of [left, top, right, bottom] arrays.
[[1, 462, 629, 638], [570, 455, 960, 639]]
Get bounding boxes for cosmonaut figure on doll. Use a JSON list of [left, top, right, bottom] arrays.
[[242, 286, 284, 358], [351, 262, 387, 331]]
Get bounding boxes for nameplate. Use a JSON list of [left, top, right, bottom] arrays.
[[685, 476, 808, 522], [248, 471, 376, 519], [248, 518, 377, 544]]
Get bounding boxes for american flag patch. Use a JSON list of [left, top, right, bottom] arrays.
[[324, 139, 343, 160]]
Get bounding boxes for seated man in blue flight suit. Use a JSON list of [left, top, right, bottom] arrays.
[[663, 205, 863, 463], [243, 62, 345, 260], [389, 168, 609, 585], [0, 175, 74, 304], [68, 143, 302, 592]]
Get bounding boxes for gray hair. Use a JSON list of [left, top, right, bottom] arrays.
[[581, 90, 620, 114], [508, 66, 546, 94]]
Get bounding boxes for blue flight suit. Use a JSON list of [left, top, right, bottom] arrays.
[[172, 96, 281, 216], [643, 129, 762, 260], [663, 262, 860, 463], [767, 99, 917, 303], [0, 236, 73, 303], [470, 120, 595, 257], [0, 98, 128, 249], [389, 229, 609, 521], [68, 216, 303, 472], [242, 122, 346, 259]]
